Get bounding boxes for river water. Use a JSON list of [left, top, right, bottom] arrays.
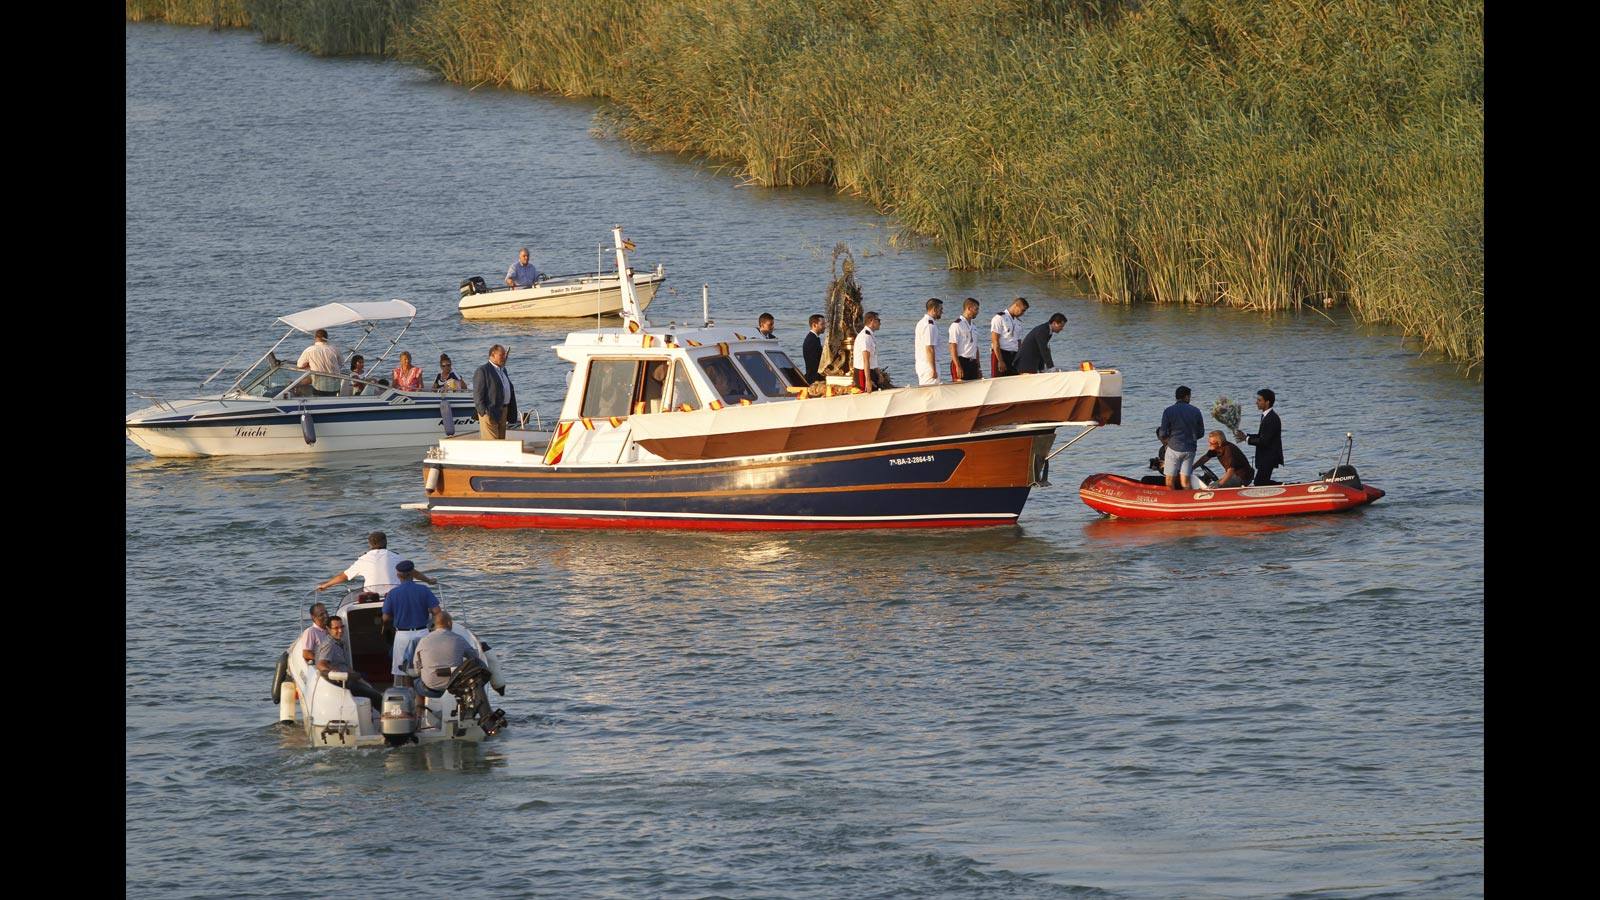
[[125, 23, 1483, 898]]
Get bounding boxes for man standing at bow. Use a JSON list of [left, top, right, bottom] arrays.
[[473, 344, 519, 440], [1232, 388, 1285, 485]]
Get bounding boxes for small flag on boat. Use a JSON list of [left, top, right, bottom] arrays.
[[738, 399, 752, 406], [717, 342, 729, 356], [581, 417, 595, 430], [734, 332, 748, 340], [543, 421, 573, 465], [627, 320, 640, 334], [642, 334, 655, 348], [622, 238, 636, 251], [609, 415, 625, 428], [686, 339, 703, 347], [709, 400, 724, 410], [679, 403, 693, 412]]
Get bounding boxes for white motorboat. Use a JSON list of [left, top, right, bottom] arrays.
[[271, 588, 508, 748], [126, 300, 488, 457], [457, 264, 666, 319]]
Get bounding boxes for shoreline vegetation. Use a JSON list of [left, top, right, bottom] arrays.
[[127, 0, 1484, 374]]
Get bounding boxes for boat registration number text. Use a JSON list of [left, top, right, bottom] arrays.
[[889, 454, 936, 467]]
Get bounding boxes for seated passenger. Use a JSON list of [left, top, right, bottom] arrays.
[[391, 351, 424, 392], [314, 616, 385, 709], [341, 355, 369, 396], [433, 354, 467, 392], [642, 363, 667, 413], [298, 602, 330, 663], [1195, 430, 1255, 488], [412, 610, 483, 699]]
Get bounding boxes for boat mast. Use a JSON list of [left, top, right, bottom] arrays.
[[613, 225, 649, 329]]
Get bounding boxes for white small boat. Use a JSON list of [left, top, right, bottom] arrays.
[[126, 300, 490, 457], [271, 588, 508, 748], [457, 264, 666, 319]]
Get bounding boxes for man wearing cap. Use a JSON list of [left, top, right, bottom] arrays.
[[1157, 385, 1208, 490], [382, 561, 441, 686], [316, 531, 436, 597]]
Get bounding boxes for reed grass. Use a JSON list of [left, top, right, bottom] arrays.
[[126, 0, 250, 27], [131, 0, 1484, 372]]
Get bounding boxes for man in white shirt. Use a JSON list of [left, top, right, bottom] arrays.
[[298, 602, 330, 663], [989, 297, 1028, 377], [913, 298, 944, 386], [296, 328, 343, 396], [316, 531, 437, 597], [853, 311, 881, 393], [947, 297, 982, 382]]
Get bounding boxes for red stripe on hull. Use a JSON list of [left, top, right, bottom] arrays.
[[428, 513, 1016, 531]]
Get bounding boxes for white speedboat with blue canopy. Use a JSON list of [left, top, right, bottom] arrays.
[[126, 300, 492, 457]]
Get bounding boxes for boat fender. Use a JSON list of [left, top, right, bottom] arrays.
[[425, 466, 442, 493], [300, 405, 316, 445], [440, 397, 456, 436], [271, 650, 289, 703], [483, 644, 507, 696]]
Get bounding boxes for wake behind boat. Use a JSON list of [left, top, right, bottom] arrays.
[[410, 227, 1123, 530], [457, 264, 666, 319], [126, 300, 483, 457]]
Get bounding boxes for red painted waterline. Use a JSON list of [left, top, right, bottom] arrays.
[[429, 513, 1017, 531]]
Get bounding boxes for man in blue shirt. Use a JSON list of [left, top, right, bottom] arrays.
[[1157, 385, 1207, 490], [504, 247, 541, 289], [381, 560, 440, 686]]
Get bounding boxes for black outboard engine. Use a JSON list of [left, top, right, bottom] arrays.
[[445, 658, 507, 735], [1320, 464, 1362, 488], [459, 276, 488, 299]]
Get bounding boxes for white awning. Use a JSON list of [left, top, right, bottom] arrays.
[[276, 300, 418, 333]]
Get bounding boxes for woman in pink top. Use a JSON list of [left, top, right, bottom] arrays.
[[391, 351, 423, 392]]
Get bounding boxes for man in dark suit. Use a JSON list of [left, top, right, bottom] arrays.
[[1014, 313, 1066, 374], [802, 314, 825, 383], [1233, 388, 1284, 485], [472, 344, 519, 440]]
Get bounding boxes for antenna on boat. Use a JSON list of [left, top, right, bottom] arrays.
[[612, 225, 649, 330], [702, 284, 712, 327]]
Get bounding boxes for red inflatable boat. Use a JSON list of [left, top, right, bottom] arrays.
[[1078, 472, 1385, 520]]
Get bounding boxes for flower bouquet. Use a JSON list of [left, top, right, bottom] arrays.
[[1211, 396, 1242, 432]]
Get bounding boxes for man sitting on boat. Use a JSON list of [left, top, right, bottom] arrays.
[[1195, 430, 1256, 488], [295, 328, 343, 397], [298, 602, 330, 663], [381, 560, 439, 688], [315, 615, 386, 709], [411, 610, 489, 718], [505, 247, 541, 289]]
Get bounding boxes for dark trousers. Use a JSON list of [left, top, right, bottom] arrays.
[[954, 356, 981, 381], [990, 349, 1018, 376], [1253, 465, 1277, 486], [329, 672, 385, 708]]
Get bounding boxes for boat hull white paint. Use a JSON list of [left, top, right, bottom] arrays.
[[458, 273, 663, 319]]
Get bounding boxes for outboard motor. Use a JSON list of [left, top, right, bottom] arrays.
[[381, 686, 418, 746], [459, 276, 487, 299], [445, 658, 507, 736], [1320, 464, 1363, 489]]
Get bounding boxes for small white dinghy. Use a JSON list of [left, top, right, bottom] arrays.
[[457, 264, 666, 319], [271, 588, 508, 747]]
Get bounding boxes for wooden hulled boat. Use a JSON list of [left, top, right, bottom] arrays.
[[410, 227, 1122, 531]]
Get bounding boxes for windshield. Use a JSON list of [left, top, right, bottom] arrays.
[[734, 350, 790, 398], [696, 355, 758, 403], [233, 363, 312, 398]]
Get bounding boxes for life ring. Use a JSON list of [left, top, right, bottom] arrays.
[[271, 650, 290, 703]]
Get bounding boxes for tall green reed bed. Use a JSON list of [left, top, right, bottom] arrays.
[[126, 0, 251, 27], [131, 0, 1485, 371], [244, 0, 420, 56]]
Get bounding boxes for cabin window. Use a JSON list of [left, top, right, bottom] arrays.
[[638, 362, 669, 414], [582, 359, 642, 418], [669, 362, 703, 411], [734, 351, 789, 398], [696, 356, 758, 403], [765, 351, 807, 387]]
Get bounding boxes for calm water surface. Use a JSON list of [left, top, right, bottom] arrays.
[[125, 24, 1483, 898]]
